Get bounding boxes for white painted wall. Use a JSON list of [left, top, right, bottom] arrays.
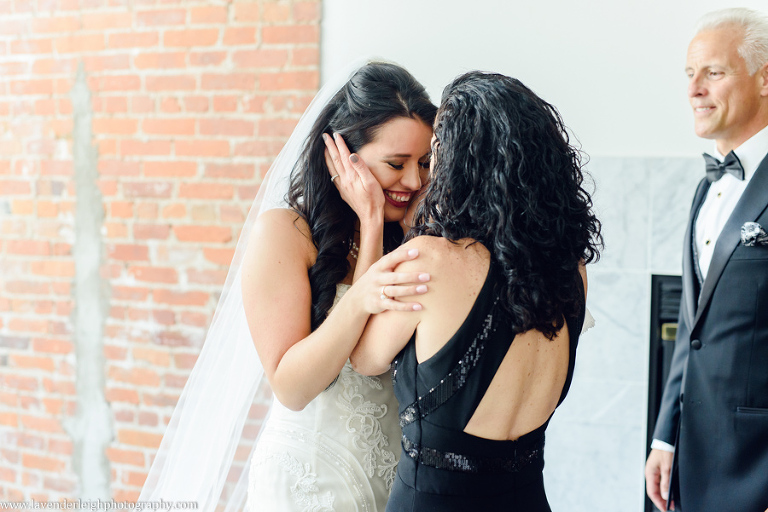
[[322, 0, 765, 157], [322, 2, 767, 511]]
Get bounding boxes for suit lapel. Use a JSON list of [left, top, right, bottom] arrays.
[[693, 153, 768, 328], [683, 179, 710, 329]]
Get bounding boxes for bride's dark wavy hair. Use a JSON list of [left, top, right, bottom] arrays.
[[409, 71, 602, 339], [287, 62, 437, 330]]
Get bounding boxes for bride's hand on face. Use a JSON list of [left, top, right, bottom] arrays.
[[354, 247, 430, 314], [324, 132, 385, 224]]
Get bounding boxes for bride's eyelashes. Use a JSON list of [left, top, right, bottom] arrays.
[[387, 158, 430, 171]]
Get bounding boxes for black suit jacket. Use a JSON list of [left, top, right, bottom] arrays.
[[653, 153, 768, 512]]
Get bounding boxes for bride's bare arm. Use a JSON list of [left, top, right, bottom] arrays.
[[242, 208, 425, 411], [350, 239, 428, 377]]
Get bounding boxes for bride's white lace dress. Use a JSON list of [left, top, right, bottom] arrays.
[[247, 285, 400, 512]]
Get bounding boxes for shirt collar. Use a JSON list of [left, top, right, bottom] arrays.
[[712, 124, 768, 181]]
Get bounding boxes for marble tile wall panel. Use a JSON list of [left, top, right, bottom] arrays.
[[586, 158, 650, 271], [577, 270, 650, 383], [649, 158, 703, 273], [554, 376, 648, 428], [539, 156, 702, 512], [544, 421, 647, 512]]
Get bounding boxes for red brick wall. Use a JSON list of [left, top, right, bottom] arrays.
[[0, 0, 320, 501]]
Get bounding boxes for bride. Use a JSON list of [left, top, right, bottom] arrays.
[[139, 61, 436, 512]]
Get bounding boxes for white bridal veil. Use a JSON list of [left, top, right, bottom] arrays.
[[139, 58, 370, 512]]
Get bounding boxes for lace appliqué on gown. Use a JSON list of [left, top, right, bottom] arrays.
[[253, 452, 336, 512], [247, 283, 398, 511], [336, 365, 398, 491]]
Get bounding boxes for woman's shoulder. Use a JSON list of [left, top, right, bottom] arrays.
[[254, 208, 311, 240], [248, 208, 316, 264], [404, 235, 488, 256], [395, 235, 446, 269], [401, 234, 454, 252], [397, 236, 488, 274], [256, 207, 305, 228]]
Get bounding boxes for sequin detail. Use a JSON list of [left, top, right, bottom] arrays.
[[399, 306, 497, 428], [401, 434, 543, 474]]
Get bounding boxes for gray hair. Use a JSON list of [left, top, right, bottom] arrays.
[[696, 7, 768, 75]]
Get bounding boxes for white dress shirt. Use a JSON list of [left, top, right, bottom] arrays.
[[695, 124, 768, 279], [652, 124, 768, 454]]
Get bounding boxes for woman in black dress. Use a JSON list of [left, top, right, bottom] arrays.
[[350, 71, 602, 511]]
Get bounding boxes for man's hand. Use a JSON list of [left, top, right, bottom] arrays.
[[645, 449, 675, 511]]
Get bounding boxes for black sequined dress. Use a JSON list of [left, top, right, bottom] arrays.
[[386, 262, 584, 511]]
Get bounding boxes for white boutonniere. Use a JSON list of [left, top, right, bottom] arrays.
[[741, 222, 768, 247]]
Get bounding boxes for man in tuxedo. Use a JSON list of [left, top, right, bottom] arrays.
[[644, 8, 768, 512]]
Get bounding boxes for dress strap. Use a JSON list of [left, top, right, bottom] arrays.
[[399, 298, 499, 428]]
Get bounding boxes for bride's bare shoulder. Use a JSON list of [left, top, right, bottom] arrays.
[[255, 208, 311, 238], [247, 208, 316, 264]]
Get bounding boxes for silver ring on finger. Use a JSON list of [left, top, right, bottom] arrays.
[[380, 286, 389, 301], [331, 174, 339, 183]]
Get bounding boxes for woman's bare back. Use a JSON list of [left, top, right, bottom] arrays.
[[409, 236, 571, 441]]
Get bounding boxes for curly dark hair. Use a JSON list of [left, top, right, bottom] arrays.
[[409, 71, 602, 339], [287, 62, 437, 330]]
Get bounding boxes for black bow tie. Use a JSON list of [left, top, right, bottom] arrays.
[[702, 151, 745, 182]]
